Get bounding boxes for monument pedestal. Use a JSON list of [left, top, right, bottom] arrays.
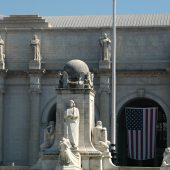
[[32, 154, 82, 170], [32, 59, 118, 170], [102, 152, 117, 170]]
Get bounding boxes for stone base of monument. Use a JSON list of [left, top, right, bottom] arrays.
[[99, 60, 111, 70], [160, 167, 170, 170], [31, 154, 58, 170], [55, 165, 82, 170], [29, 61, 41, 70], [102, 151, 117, 170], [31, 153, 82, 170]]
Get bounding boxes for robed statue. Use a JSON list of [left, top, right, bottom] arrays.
[[0, 35, 5, 69], [99, 33, 111, 61], [64, 100, 79, 149], [92, 121, 110, 152], [30, 34, 41, 62]]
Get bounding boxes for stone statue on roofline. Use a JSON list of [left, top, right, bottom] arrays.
[[99, 33, 111, 61], [0, 35, 5, 69], [30, 34, 41, 63]]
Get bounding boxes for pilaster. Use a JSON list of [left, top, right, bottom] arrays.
[[0, 69, 7, 164], [98, 62, 111, 138], [28, 65, 45, 165]]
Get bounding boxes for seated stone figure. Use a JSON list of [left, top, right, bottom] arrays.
[[162, 147, 170, 166], [40, 121, 55, 151], [59, 137, 80, 167], [92, 121, 110, 152], [59, 137, 72, 166], [84, 72, 94, 89]]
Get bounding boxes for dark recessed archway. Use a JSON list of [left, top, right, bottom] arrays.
[[47, 104, 56, 123], [117, 97, 167, 167]]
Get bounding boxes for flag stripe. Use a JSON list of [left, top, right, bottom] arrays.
[[152, 108, 156, 158], [128, 130, 132, 158], [146, 109, 148, 159], [143, 109, 146, 160], [141, 131, 143, 160], [150, 109, 153, 159], [131, 130, 134, 159]]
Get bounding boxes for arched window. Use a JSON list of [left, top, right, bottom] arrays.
[[47, 104, 56, 123], [117, 98, 167, 167]]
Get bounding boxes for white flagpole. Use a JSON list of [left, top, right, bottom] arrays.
[[111, 0, 117, 161]]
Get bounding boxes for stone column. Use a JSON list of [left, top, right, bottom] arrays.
[[98, 61, 111, 138], [0, 70, 7, 164], [28, 69, 44, 165], [98, 74, 111, 138]]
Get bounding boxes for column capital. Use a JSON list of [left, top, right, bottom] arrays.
[[0, 69, 8, 78], [98, 87, 111, 94], [28, 68, 46, 75], [0, 69, 8, 94], [99, 60, 111, 71], [28, 68, 45, 93]]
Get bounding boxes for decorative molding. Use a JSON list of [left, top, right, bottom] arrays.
[[136, 88, 145, 97]]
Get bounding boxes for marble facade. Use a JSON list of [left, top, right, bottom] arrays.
[[0, 14, 169, 168]]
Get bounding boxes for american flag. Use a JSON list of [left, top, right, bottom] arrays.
[[125, 107, 157, 160]]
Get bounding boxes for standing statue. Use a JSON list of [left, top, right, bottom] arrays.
[[162, 147, 170, 166], [64, 100, 79, 149], [92, 121, 110, 152], [40, 121, 55, 151], [99, 33, 111, 61], [0, 35, 5, 69], [30, 34, 41, 62]]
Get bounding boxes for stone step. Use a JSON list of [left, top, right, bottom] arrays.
[[0, 15, 49, 28], [120, 166, 160, 170], [0, 166, 29, 170]]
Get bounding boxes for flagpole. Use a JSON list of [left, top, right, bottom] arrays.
[[111, 0, 117, 163]]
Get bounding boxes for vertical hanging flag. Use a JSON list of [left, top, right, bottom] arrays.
[[125, 107, 157, 160]]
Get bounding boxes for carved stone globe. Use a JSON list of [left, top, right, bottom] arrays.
[[63, 59, 89, 81]]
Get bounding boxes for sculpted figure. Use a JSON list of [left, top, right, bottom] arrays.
[[58, 71, 69, 88], [59, 137, 80, 166], [59, 137, 72, 166], [92, 121, 110, 152], [84, 72, 94, 89], [30, 34, 41, 62], [99, 33, 111, 61], [0, 35, 5, 69], [40, 121, 55, 151], [64, 100, 79, 148], [162, 147, 170, 166]]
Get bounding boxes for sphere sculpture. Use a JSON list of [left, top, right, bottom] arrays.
[[59, 59, 93, 89]]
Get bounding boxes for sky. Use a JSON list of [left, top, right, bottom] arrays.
[[0, 0, 170, 16]]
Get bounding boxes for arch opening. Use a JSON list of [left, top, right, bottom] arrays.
[[117, 97, 167, 167], [47, 104, 56, 123]]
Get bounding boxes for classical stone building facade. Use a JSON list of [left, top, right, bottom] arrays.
[[0, 14, 169, 167]]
